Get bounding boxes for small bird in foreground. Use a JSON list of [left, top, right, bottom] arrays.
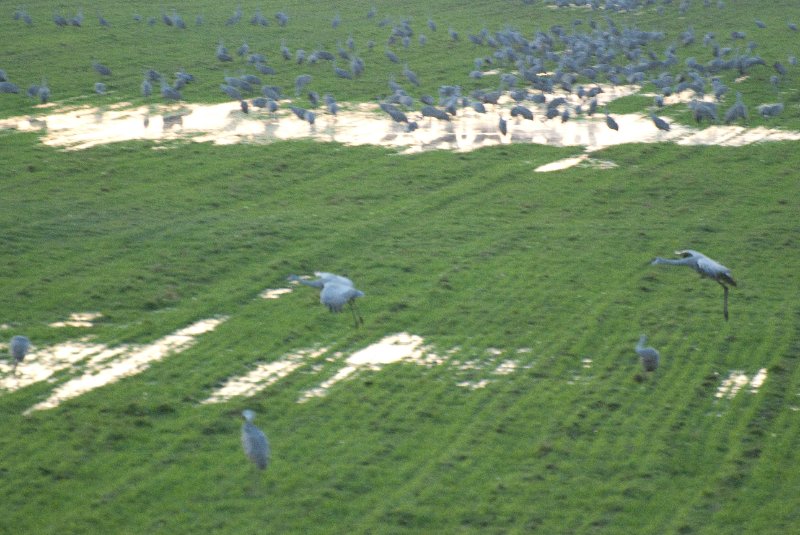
[[9, 335, 30, 372], [241, 409, 270, 470], [651, 249, 737, 320], [635, 334, 660, 372]]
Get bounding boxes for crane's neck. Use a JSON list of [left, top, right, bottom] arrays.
[[288, 276, 324, 289], [636, 335, 647, 350], [652, 256, 693, 267]]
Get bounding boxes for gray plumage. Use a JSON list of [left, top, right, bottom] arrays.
[[689, 100, 718, 124], [241, 410, 270, 470], [650, 112, 670, 131], [757, 103, 784, 118], [159, 80, 181, 101], [38, 84, 51, 104], [605, 111, 619, 131], [288, 272, 364, 326], [420, 105, 450, 121], [220, 84, 242, 100], [0, 81, 20, 94], [10, 335, 30, 371], [216, 43, 233, 62], [380, 102, 408, 123], [295, 74, 312, 96], [724, 92, 748, 124], [92, 62, 111, 76], [402, 65, 419, 86], [510, 105, 533, 121], [651, 250, 737, 320], [334, 66, 353, 79], [635, 335, 660, 372]]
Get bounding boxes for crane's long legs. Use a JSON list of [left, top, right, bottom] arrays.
[[720, 282, 729, 321], [348, 301, 364, 327]]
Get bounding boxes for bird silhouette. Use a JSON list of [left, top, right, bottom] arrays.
[[288, 272, 364, 326], [635, 334, 660, 372], [241, 409, 270, 470], [605, 110, 619, 131], [9, 335, 30, 372], [651, 250, 736, 320]]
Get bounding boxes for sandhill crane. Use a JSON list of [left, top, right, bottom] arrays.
[[10, 335, 30, 372], [241, 409, 270, 470], [288, 272, 364, 326], [635, 335, 660, 372], [651, 250, 737, 320]]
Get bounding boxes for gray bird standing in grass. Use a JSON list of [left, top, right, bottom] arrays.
[[288, 272, 364, 326], [10, 335, 30, 372], [651, 249, 737, 320], [635, 335, 660, 372], [241, 409, 270, 470]]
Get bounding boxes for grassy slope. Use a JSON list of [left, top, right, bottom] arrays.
[[1, 134, 798, 534], [1, 1, 799, 534]]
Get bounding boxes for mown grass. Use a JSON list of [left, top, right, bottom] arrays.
[[2, 132, 799, 533], [1, 1, 800, 534]]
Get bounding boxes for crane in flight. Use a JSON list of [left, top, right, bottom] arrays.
[[651, 250, 737, 320], [288, 272, 365, 327]]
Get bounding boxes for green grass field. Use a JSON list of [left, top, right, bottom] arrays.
[[2, 1, 800, 534]]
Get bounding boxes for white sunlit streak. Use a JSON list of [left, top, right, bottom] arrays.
[[21, 317, 227, 414]]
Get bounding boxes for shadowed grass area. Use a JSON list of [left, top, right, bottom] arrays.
[[2, 1, 800, 534]]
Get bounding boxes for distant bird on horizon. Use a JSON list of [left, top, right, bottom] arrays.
[[10, 335, 30, 372], [605, 110, 619, 131], [635, 334, 660, 372], [651, 250, 737, 320], [92, 61, 111, 76], [650, 111, 670, 131], [288, 272, 364, 326], [241, 410, 270, 470], [498, 115, 507, 136]]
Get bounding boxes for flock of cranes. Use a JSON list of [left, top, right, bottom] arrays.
[[3, 2, 795, 140], [6, 2, 752, 474]]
